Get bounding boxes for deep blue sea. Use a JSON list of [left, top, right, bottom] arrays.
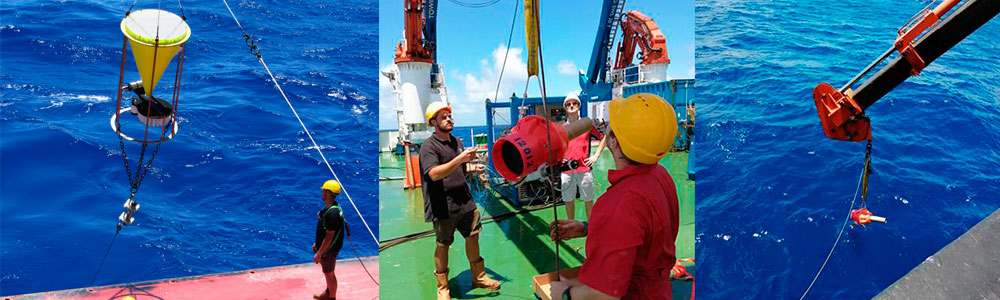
[[381, 125, 506, 149], [448, 125, 505, 148], [696, 0, 1000, 298], [1, 0, 377, 295]]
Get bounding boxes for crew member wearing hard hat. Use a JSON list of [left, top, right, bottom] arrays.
[[561, 93, 608, 221], [420, 101, 501, 300], [549, 94, 679, 299], [313, 180, 348, 300]]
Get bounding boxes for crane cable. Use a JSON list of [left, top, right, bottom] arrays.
[[220, 0, 377, 248], [522, 0, 564, 276], [799, 140, 873, 299], [221, 0, 379, 288], [490, 0, 519, 125]]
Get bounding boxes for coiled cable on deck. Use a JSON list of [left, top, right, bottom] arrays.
[[379, 201, 562, 251]]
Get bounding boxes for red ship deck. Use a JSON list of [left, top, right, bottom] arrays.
[[7, 256, 379, 300]]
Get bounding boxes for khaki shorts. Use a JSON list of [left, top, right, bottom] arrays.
[[561, 172, 596, 202], [320, 254, 338, 273], [433, 209, 482, 246]]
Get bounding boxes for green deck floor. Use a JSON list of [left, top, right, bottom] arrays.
[[378, 147, 695, 299]]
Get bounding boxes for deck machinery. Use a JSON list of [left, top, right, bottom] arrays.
[[483, 1, 695, 207], [382, 0, 451, 189], [810, 0, 1000, 296]]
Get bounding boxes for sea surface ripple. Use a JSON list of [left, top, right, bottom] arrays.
[[696, 0, 1000, 298], [1, 0, 378, 295]]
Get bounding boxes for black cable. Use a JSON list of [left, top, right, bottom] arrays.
[[91, 224, 123, 285], [861, 140, 873, 207], [345, 224, 380, 287], [126, 0, 139, 14], [378, 201, 561, 251], [176, 0, 186, 20]]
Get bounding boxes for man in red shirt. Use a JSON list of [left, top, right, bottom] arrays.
[[560, 93, 607, 221], [549, 93, 679, 300]]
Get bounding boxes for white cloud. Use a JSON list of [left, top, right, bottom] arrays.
[[382, 45, 531, 127], [447, 44, 530, 125], [556, 59, 578, 76]]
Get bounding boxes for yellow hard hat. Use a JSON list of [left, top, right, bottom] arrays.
[[321, 180, 341, 194], [609, 93, 677, 164], [425, 101, 452, 124]]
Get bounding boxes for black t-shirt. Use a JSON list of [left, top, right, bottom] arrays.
[[419, 134, 476, 222], [315, 204, 346, 256]]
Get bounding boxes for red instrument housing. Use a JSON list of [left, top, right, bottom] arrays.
[[491, 116, 570, 182], [851, 207, 875, 226]]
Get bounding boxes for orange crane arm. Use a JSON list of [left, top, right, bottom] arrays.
[[395, 0, 433, 63], [813, 0, 999, 142], [614, 10, 670, 70]]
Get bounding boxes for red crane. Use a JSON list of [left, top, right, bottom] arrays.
[[614, 10, 670, 70], [814, 0, 997, 142], [394, 0, 433, 63]]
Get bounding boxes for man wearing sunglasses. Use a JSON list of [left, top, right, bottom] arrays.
[[560, 93, 607, 221]]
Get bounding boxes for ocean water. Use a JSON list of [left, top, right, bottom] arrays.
[[1, 0, 377, 295], [381, 125, 507, 149], [449, 125, 506, 148], [696, 0, 1000, 298]]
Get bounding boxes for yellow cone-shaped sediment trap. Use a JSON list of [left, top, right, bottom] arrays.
[[120, 9, 190, 96]]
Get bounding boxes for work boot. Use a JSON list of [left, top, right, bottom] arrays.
[[313, 288, 329, 300], [470, 257, 501, 291], [434, 269, 451, 300]]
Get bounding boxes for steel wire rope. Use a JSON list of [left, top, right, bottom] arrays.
[[522, 0, 565, 275], [90, 225, 122, 285], [221, 0, 377, 247], [799, 161, 868, 299], [489, 0, 519, 127], [220, 0, 379, 288]]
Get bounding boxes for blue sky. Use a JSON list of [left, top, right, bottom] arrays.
[[379, 0, 695, 129]]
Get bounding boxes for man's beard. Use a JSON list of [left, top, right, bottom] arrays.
[[438, 124, 453, 133]]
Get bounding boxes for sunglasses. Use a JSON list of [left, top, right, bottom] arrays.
[[565, 102, 579, 107]]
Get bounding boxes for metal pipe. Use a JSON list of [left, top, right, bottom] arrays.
[[564, 118, 594, 140], [933, 0, 962, 17], [854, 0, 1000, 109], [840, 47, 894, 93]]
